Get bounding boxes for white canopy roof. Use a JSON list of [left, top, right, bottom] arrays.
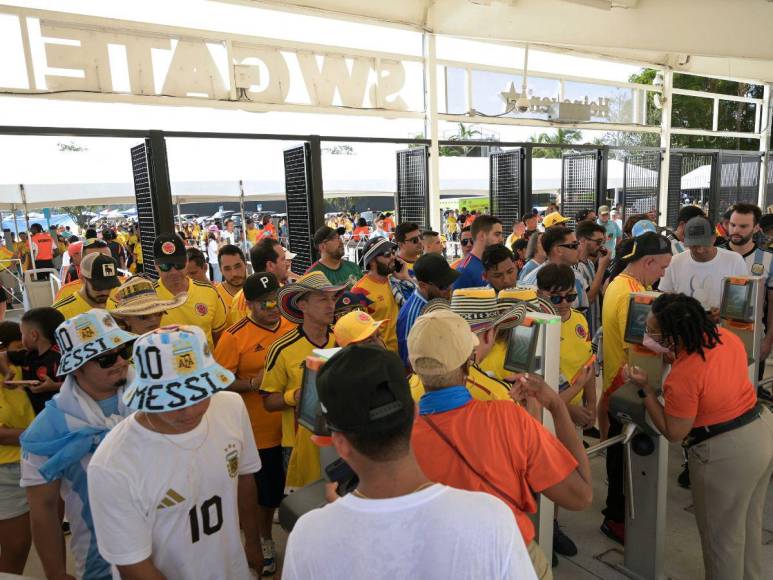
[[255, 0, 773, 82], [0, 137, 650, 209]]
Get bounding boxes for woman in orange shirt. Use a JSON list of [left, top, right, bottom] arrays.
[[351, 218, 370, 241], [626, 293, 772, 580]]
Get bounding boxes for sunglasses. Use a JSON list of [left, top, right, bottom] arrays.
[[461, 239, 473, 246], [93, 342, 133, 369], [405, 236, 421, 244], [376, 250, 395, 259], [559, 242, 580, 250], [257, 299, 278, 309], [158, 262, 185, 272], [547, 292, 578, 305]]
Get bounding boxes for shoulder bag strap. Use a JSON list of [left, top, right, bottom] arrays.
[[421, 414, 521, 507]]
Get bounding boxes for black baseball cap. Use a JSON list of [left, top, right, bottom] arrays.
[[313, 226, 345, 246], [317, 345, 413, 433], [414, 253, 460, 288], [0, 321, 21, 348], [153, 234, 187, 266], [624, 232, 672, 261], [243, 272, 279, 301], [80, 253, 120, 290]]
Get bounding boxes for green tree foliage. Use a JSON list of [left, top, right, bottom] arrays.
[[625, 69, 761, 151], [62, 206, 102, 229], [529, 129, 582, 157]]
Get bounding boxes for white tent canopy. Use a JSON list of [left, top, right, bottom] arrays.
[[0, 139, 649, 209]]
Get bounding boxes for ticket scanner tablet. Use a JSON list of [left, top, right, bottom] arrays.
[[297, 348, 341, 432], [719, 276, 765, 376], [504, 320, 540, 374]]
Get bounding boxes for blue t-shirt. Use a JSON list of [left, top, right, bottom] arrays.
[[452, 254, 486, 290], [96, 395, 119, 418], [396, 290, 428, 367]]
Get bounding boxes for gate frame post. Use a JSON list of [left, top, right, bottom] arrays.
[[423, 32, 441, 232], [657, 68, 673, 228], [758, 84, 771, 210]]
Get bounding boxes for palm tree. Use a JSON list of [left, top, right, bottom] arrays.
[[529, 129, 582, 158]]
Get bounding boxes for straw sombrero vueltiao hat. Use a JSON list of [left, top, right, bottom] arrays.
[[109, 277, 187, 317], [278, 271, 347, 325], [497, 287, 559, 317], [450, 287, 525, 333]]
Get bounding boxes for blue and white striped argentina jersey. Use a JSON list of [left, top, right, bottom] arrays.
[[574, 259, 599, 338], [723, 245, 773, 290]]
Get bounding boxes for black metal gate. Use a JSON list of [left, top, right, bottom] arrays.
[[396, 147, 430, 229], [489, 148, 530, 229], [284, 142, 324, 275], [666, 151, 716, 228], [561, 150, 607, 228], [716, 151, 761, 218], [667, 150, 762, 227], [130, 131, 174, 279], [620, 150, 661, 222]]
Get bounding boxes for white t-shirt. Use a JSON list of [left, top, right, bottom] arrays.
[[87, 392, 261, 580], [659, 247, 748, 309], [283, 484, 536, 580], [207, 239, 219, 264]]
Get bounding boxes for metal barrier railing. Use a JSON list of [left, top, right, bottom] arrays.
[[0, 259, 24, 311]]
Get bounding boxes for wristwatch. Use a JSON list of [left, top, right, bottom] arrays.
[[637, 387, 647, 399]]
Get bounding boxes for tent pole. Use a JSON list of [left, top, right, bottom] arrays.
[[20, 184, 35, 275], [239, 180, 247, 253], [176, 198, 183, 232], [11, 204, 19, 241]]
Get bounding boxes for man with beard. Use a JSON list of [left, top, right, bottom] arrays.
[[307, 226, 362, 286], [152, 234, 228, 349], [396, 253, 459, 367], [352, 238, 414, 353], [216, 244, 248, 311], [20, 309, 136, 580], [574, 221, 611, 337], [227, 239, 296, 325], [394, 222, 423, 276], [53, 253, 121, 319], [55, 239, 115, 301], [722, 203, 773, 400]]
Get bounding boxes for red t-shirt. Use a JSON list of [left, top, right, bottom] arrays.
[[412, 400, 578, 544], [664, 328, 757, 428]]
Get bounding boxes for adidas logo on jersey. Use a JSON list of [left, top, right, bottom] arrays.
[[157, 488, 186, 509], [254, 344, 264, 352]]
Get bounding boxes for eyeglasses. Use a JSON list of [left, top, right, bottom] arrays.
[[546, 292, 578, 305], [376, 250, 395, 259], [92, 342, 133, 369], [158, 262, 185, 272], [558, 242, 580, 250], [405, 236, 421, 244], [460, 239, 473, 246], [585, 237, 605, 245]]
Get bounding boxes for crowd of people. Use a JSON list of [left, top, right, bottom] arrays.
[[0, 198, 770, 579]]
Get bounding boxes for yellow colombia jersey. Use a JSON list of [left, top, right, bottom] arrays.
[[215, 282, 238, 312], [479, 339, 509, 381], [602, 273, 645, 391], [0, 372, 36, 464], [409, 363, 512, 403], [560, 309, 594, 406], [260, 326, 335, 449], [153, 278, 228, 349], [53, 290, 95, 319], [351, 275, 399, 352]]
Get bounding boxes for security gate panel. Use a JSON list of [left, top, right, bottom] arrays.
[[396, 147, 430, 229]]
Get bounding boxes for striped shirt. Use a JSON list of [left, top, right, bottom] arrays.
[[396, 290, 429, 367], [574, 259, 599, 338]]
